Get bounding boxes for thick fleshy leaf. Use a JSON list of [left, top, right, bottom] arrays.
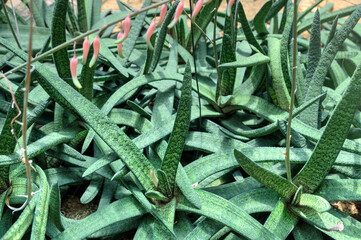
[[293, 62, 361, 192], [177, 189, 281, 240], [160, 62, 192, 194], [234, 149, 298, 201]]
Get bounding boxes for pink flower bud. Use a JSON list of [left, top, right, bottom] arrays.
[[115, 15, 131, 44], [89, 35, 100, 68], [157, 4, 167, 27], [192, 0, 203, 19], [82, 37, 90, 64], [70, 53, 82, 89], [117, 32, 124, 58], [146, 20, 157, 50], [168, 0, 184, 29], [226, 0, 235, 16]]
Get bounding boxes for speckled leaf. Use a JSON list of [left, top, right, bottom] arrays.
[[150, 0, 179, 72], [289, 206, 343, 231], [234, 149, 298, 201], [254, 0, 273, 35], [237, 1, 264, 54], [293, 63, 361, 193], [160, 62, 192, 194], [31, 166, 50, 240], [177, 189, 281, 240], [0, 37, 155, 191], [268, 37, 291, 111], [300, 6, 361, 127], [264, 200, 298, 239]]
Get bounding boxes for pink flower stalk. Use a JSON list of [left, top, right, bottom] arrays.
[[146, 20, 157, 50], [157, 4, 167, 27], [89, 35, 100, 68], [70, 53, 82, 89], [115, 15, 131, 44], [226, 0, 235, 16], [192, 0, 203, 19], [168, 0, 184, 29], [82, 36, 90, 64], [117, 32, 124, 58]]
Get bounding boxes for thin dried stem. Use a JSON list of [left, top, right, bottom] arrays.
[[0, 74, 22, 149], [213, 0, 221, 103], [9, 0, 35, 213]]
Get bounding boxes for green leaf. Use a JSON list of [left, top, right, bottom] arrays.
[[219, 34, 236, 96], [265, 0, 287, 22], [316, 179, 361, 201], [264, 200, 299, 239], [298, 5, 360, 34], [0, 38, 155, 191], [53, 196, 146, 240], [318, 209, 361, 239], [0, 188, 10, 218], [302, 10, 321, 125], [80, 44, 95, 101], [134, 216, 154, 240], [218, 53, 270, 68], [150, 0, 179, 72], [298, 193, 331, 212], [185, 0, 221, 49], [268, 37, 291, 110], [293, 222, 323, 240], [2, 194, 38, 240], [254, 0, 273, 35], [300, 6, 361, 126], [48, 184, 64, 231], [324, 16, 338, 48], [184, 188, 278, 240], [0, 129, 76, 165], [123, 0, 151, 59], [289, 206, 343, 231], [293, 62, 361, 193], [31, 165, 50, 240], [160, 62, 192, 194], [80, 178, 103, 204], [156, 169, 172, 197], [77, 0, 88, 32], [98, 38, 129, 78], [279, 0, 293, 94], [153, 198, 177, 239], [237, 2, 264, 54], [234, 149, 298, 201], [145, 190, 169, 201], [51, 0, 71, 79], [82, 154, 118, 177], [178, 189, 281, 240]]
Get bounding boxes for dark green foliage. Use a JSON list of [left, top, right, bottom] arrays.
[[51, 0, 71, 79], [160, 62, 192, 195], [1, 1, 361, 239], [220, 34, 236, 96]]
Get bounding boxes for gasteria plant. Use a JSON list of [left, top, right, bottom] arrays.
[[0, 0, 361, 239]]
